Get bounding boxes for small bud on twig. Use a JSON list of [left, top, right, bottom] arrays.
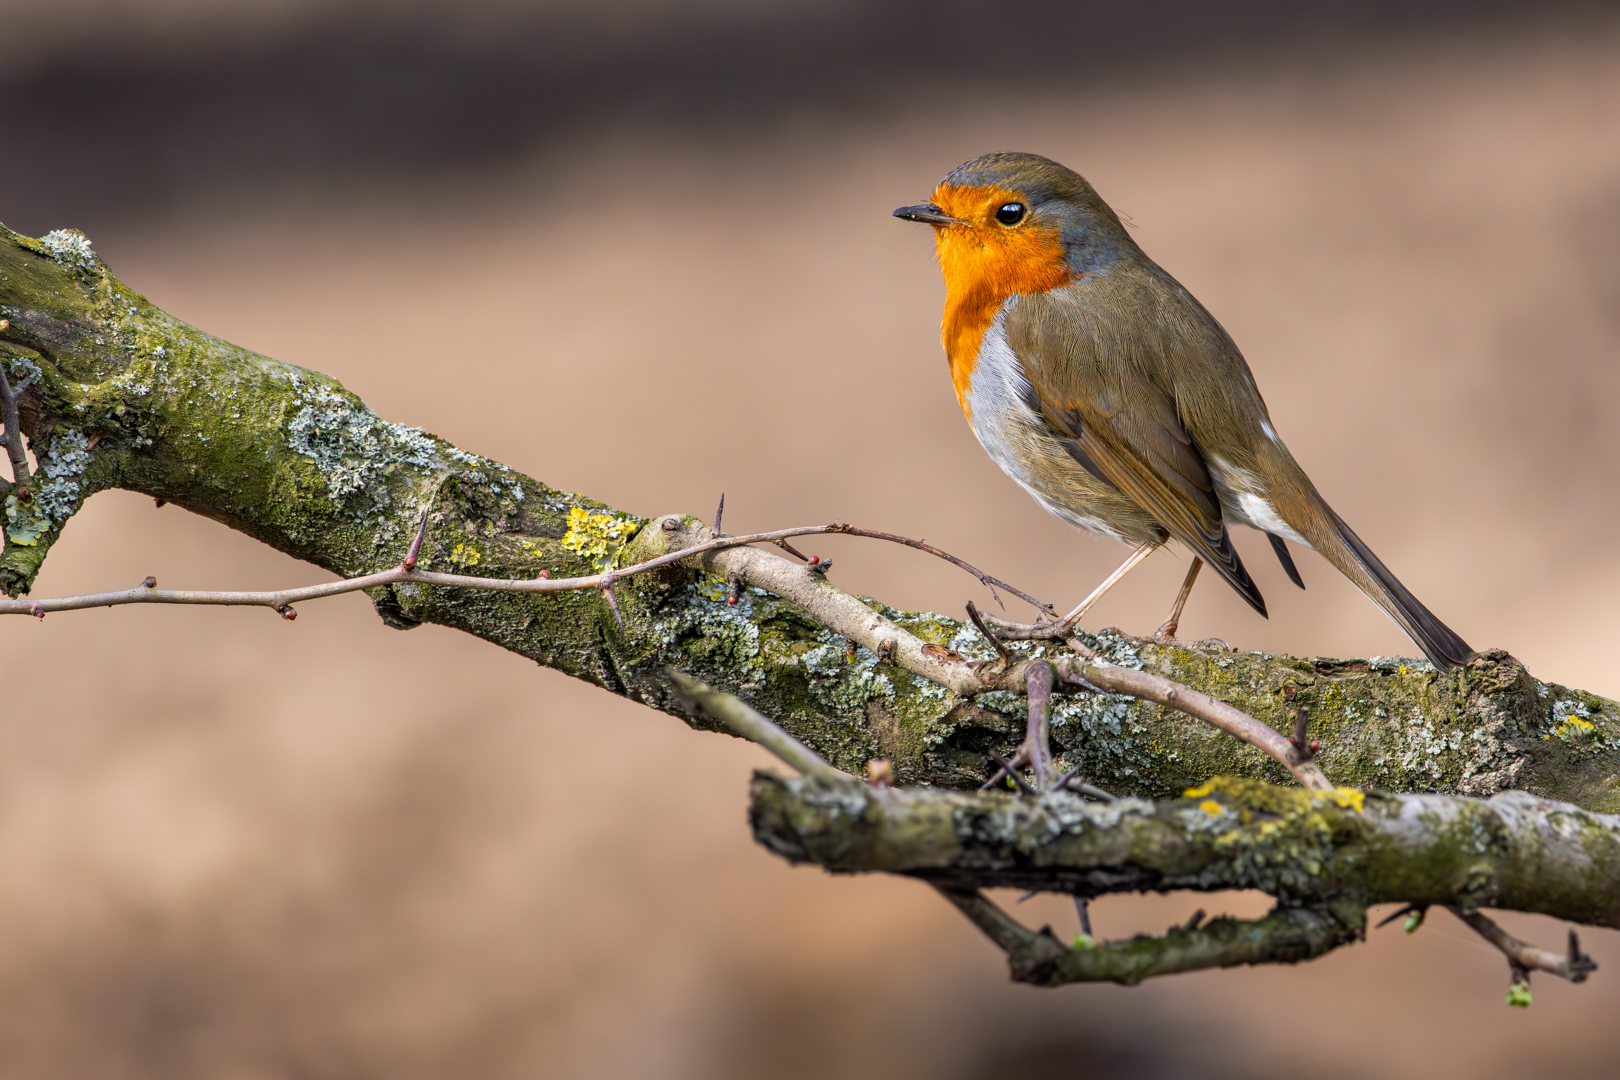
[[403, 508, 430, 570], [866, 759, 893, 788], [142, 576, 157, 589], [876, 638, 893, 665]]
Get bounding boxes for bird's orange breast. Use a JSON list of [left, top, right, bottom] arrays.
[[931, 184, 1074, 417]]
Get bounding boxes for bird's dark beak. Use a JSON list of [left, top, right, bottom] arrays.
[[892, 203, 963, 226]]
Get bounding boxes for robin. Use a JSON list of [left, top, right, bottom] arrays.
[[893, 151, 1474, 670]]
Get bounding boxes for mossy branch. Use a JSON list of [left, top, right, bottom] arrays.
[[648, 672, 1612, 996], [2, 223, 1618, 814]]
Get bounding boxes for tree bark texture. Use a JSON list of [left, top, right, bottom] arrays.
[[750, 769, 1620, 984], [2, 225, 1617, 809]]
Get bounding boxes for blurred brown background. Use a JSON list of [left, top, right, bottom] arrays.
[[4, 1, 1620, 1076]]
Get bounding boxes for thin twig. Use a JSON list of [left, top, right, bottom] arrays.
[[1056, 763, 1117, 802], [1289, 706, 1319, 762], [665, 668, 852, 784], [0, 519, 1046, 621], [775, 538, 811, 562], [0, 334, 32, 487], [987, 751, 1037, 796], [978, 747, 1028, 792], [976, 614, 1068, 640], [965, 601, 1013, 666], [1375, 904, 1425, 930], [1025, 661, 1054, 790], [825, 522, 1050, 613], [713, 492, 725, 536], [1054, 651, 1334, 791], [1451, 908, 1597, 984]]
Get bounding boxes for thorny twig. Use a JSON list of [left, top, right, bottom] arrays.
[[823, 522, 1051, 613], [0, 518, 1042, 619], [2, 506, 1330, 791], [1451, 908, 1597, 992]]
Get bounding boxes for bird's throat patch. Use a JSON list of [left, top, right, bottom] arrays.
[[931, 183, 1073, 418]]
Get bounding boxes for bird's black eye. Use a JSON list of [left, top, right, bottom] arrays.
[[995, 202, 1026, 225]]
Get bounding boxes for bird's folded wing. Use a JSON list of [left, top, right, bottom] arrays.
[[1008, 294, 1266, 616]]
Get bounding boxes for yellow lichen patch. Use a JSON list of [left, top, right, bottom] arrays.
[[1198, 800, 1224, 817], [1182, 776, 1365, 818], [561, 506, 640, 570], [1552, 715, 1595, 741], [1312, 788, 1366, 815], [449, 541, 483, 568]]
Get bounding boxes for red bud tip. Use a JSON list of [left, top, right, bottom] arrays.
[[142, 576, 157, 588], [1309, 740, 1320, 752], [808, 556, 820, 565], [728, 596, 738, 605], [32, 606, 45, 619], [403, 556, 417, 570], [538, 570, 550, 579]]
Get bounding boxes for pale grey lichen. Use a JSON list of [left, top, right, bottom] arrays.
[[2, 354, 42, 386], [39, 229, 97, 275], [285, 386, 461, 516], [34, 429, 91, 521]]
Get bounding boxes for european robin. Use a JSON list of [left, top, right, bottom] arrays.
[[894, 151, 1474, 670]]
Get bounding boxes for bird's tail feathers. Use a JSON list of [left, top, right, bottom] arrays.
[[1305, 496, 1475, 671]]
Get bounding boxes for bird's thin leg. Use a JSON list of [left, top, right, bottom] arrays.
[[1153, 557, 1203, 642], [1058, 541, 1156, 630]]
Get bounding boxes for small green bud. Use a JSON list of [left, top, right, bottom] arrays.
[[1071, 933, 1094, 950], [1403, 908, 1425, 934], [1505, 981, 1532, 1008]]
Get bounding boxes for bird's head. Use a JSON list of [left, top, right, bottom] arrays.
[[893, 152, 1131, 299]]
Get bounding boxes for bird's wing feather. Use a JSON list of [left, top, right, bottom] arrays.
[[1007, 291, 1266, 616]]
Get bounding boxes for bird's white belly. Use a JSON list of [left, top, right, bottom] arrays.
[[961, 301, 1131, 543]]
